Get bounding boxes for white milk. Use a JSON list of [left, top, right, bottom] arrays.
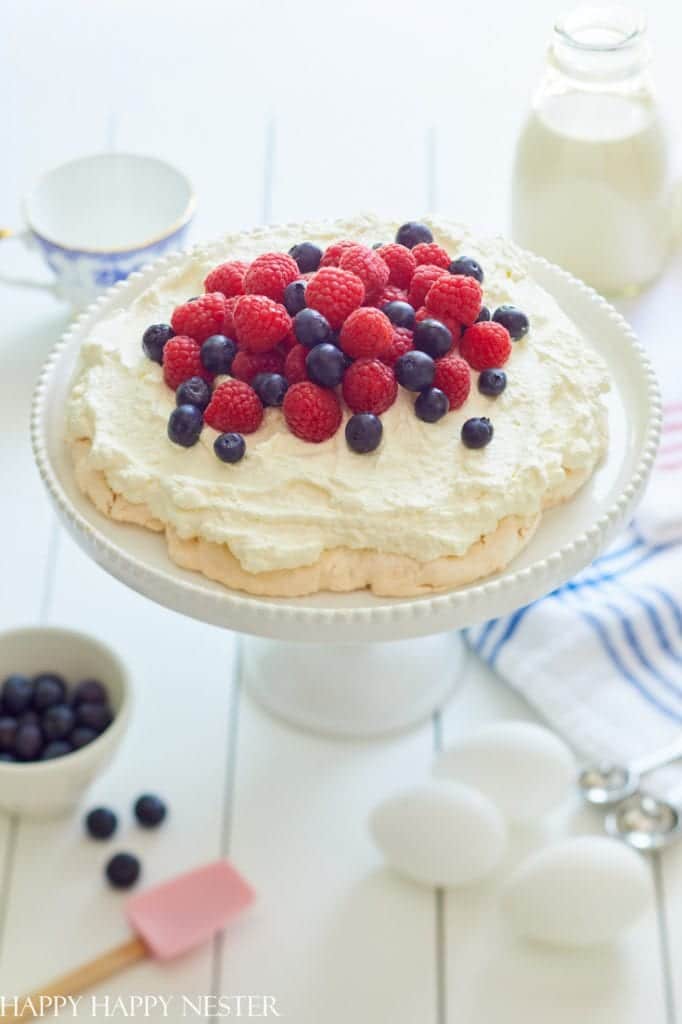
[[512, 7, 672, 297]]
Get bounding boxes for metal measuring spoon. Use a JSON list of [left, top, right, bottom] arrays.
[[578, 734, 682, 806], [605, 793, 682, 851]]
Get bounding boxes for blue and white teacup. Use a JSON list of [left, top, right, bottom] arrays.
[[0, 153, 195, 308]]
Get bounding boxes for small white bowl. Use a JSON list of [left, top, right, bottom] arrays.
[[0, 627, 131, 818]]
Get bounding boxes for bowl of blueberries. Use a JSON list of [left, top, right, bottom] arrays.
[[0, 626, 131, 817]]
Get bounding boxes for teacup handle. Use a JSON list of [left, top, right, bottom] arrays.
[[0, 228, 57, 293]]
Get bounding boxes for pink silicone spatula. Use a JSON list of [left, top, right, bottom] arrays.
[[6, 860, 254, 1021]]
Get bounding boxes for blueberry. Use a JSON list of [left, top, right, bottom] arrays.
[[294, 308, 331, 348], [71, 726, 98, 750], [252, 372, 288, 407], [72, 679, 108, 706], [18, 710, 40, 728], [0, 716, 18, 752], [200, 334, 237, 374], [476, 305, 491, 323], [85, 807, 118, 840], [413, 319, 453, 359], [395, 221, 433, 249], [448, 257, 484, 283], [0, 752, 16, 762], [461, 417, 494, 449], [492, 305, 529, 340], [2, 674, 34, 715], [175, 378, 211, 413], [42, 703, 76, 741], [41, 740, 72, 760], [14, 723, 43, 761], [168, 404, 203, 447], [478, 369, 507, 397], [382, 301, 415, 329], [214, 432, 246, 464], [288, 242, 322, 274], [32, 674, 66, 711], [283, 279, 308, 316], [76, 702, 113, 734], [372, 242, 385, 250], [305, 344, 346, 388], [415, 387, 450, 423], [134, 793, 167, 828], [106, 852, 141, 889], [345, 413, 383, 454], [142, 324, 174, 364], [395, 351, 435, 392]]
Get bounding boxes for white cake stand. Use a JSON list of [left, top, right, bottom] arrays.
[[31, 247, 661, 737]]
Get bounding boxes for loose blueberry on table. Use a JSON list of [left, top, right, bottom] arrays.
[[86, 806, 118, 840], [106, 852, 141, 889], [134, 793, 167, 827], [140, 223, 532, 457]]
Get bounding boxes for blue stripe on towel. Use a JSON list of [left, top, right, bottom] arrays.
[[487, 604, 534, 665], [649, 586, 682, 634], [564, 542, 676, 594], [602, 600, 682, 702], [622, 590, 682, 667], [556, 594, 682, 724]]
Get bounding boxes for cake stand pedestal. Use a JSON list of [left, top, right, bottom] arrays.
[[242, 633, 463, 737], [31, 247, 661, 738]]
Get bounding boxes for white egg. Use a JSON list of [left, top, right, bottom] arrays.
[[433, 721, 575, 823], [369, 780, 507, 888], [502, 836, 652, 946]]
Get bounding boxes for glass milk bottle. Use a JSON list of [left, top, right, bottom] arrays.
[[512, 6, 671, 296]]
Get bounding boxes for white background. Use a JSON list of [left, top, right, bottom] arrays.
[[1, 1, 681, 1020]]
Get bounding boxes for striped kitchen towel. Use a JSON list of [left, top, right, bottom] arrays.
[[468, 402, 682, 803]]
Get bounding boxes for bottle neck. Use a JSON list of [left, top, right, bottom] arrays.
[[549, 5, 649, 86]]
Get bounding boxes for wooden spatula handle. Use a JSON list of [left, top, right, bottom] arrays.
[[3, 936, 148, 1020]]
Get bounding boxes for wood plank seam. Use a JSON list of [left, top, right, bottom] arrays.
[[653, 852, 678, 1024], [208, 635, 244, 1011]]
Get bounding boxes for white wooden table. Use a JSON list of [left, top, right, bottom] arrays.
[[1, 2, 681, 1019]]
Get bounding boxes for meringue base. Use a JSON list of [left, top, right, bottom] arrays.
[[71, 438, 590, 598]]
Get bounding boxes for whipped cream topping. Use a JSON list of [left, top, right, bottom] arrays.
[[66, 215, 609, 574]]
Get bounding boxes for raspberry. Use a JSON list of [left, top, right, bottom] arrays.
[[375, 285, 408, 308], [284, 343, 309, 384], [415, 306, 462, 340], [426, 274, 482, 327], [204, 261, 249, 298], [233, 295, 292, 352], [460, 322, 512, 371], [339, 307, 393, 360], [339, 245, 390, 303], [377, 243, 416, 289], [205, 379, 263, 434], [342, 358, 397, 415], [171, 293, 228, 343], [305, 268, 364, 329], [163, 336, 212, 390], [231, 348, 285, 383], [222, 295, 240, 338], [411, 243, 450, 269], [283, 382, 342, 442], [433, 354, 471, 409], [244, 252, 299, 302], [320, 239, 356, 268], [382, 327, 414, 368], [408, 264, 448, 308]]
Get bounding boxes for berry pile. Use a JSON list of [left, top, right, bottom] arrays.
[[85, 793, 168, 889], [141, 221, 531, 458], [0, 672, 114, 762]]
